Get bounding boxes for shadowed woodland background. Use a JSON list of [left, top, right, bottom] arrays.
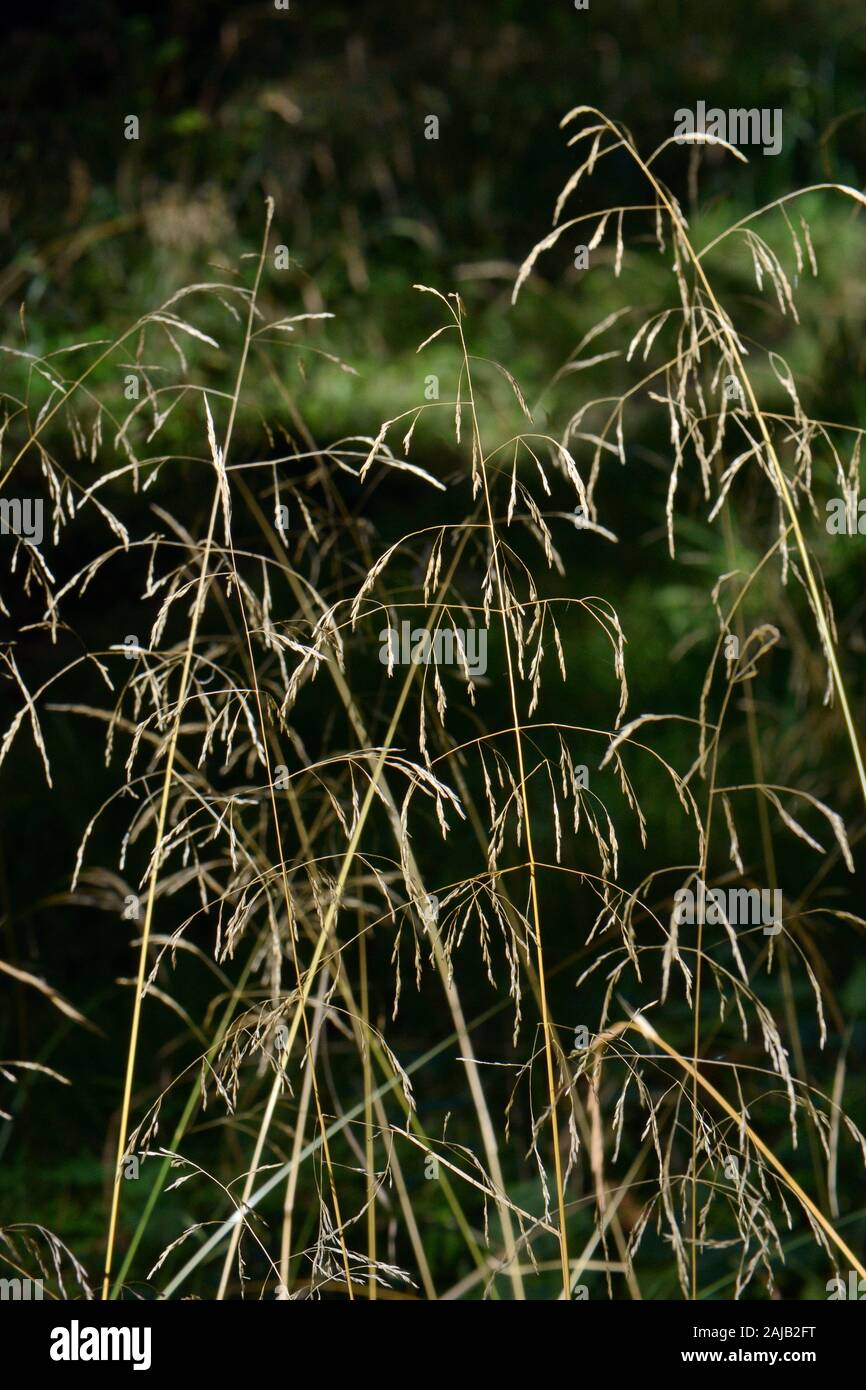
[[2, 0, 866, 1299]]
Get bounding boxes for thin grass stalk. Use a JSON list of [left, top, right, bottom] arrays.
[[101, 200, 274, 1298]]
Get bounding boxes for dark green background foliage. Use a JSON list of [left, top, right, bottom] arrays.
[[1, 0, 865, 1298]]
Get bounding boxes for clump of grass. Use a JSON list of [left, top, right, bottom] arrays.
[[1, 109, 865, 1301]]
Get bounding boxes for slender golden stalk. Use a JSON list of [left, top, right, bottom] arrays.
[[596, 1014, 866, 1282], [214, 515, 489, 1296], [551, 113, 866, 1299], [101, 201, 274, 1299], [359, 927, 376, 1300], [236, 473, 526, 1297], [453, 305, 571, 1297], [101, 485, 222, 1302], [278, 970, 328, 1292], [567, 107, 866, 810], [275, 749, 440, 1298], [215, 449, 355, 1298], [719, 507, 831, 1213]]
